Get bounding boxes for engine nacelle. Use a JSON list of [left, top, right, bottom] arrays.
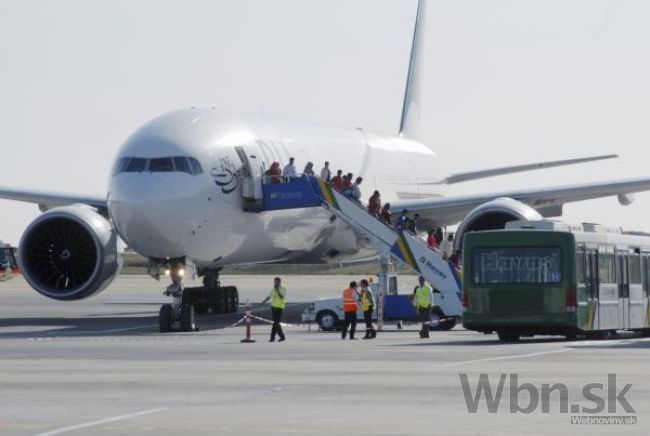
[[18, 205, 121, 301], [455, 198, 543, 251]]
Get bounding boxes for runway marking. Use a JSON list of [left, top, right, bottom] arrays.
[[33, 407, 169, 436], [439, 348, 569, 368]]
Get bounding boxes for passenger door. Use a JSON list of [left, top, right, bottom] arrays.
[[616, 252, 630, 329], [235, 145, 263, 200], [585, 250, 599, 330]]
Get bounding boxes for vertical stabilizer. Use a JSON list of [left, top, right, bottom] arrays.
[[399, 0, 426, 140]]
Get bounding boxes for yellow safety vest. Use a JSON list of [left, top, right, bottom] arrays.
[[415, 284, 432, 308], [360, 289, 374, 311], [270, 286, 286, 309]]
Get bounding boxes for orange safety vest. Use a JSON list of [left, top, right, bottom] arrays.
[[342, 288, 357, 312]]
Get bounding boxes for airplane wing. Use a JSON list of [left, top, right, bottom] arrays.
[[0, 187, 107, 212], [431, 154, 618, 185], [392, 177, 650, 227]]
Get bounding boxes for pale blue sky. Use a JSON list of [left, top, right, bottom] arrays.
[[1, 0, 649, 245]]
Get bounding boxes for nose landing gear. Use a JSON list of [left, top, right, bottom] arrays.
[[158, 261, 198, 332], [157, 263, 239, 333]]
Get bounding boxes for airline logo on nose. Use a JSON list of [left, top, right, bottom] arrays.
[[211, 157, 239, 194]]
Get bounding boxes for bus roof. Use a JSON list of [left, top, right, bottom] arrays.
[[469, 220, 650, 251]]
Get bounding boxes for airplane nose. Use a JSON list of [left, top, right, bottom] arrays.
[[108, 174, 186, 257]]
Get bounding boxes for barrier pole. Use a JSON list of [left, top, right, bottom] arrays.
[[240, 300, 256, 343]]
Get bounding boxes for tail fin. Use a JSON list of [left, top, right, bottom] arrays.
[[399, 0, 427, 140]]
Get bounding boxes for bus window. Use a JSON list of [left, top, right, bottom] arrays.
[[643, 254, 650, 294], [472, 247, 562, 284], [598, 253, 615, 283], [575, 247, 585, 284], [629, 254, 641, 285], [587, 251, 598, 298]]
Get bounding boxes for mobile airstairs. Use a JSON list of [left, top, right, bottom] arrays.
[[243, 176, 463, 321]]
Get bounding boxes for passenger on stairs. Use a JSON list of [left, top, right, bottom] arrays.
[[396, 209, 409, 232], [380, 203, 392, 225], [342, 173, 354, 197], [303, 161, 315, 177], [440, 233, 454, 259], [266, 162, 282, 184], [331, 170, 343, 191], [427, 229, 437, 250], [351, 177, 363, 203], [320, 161, 331, 181], [368, 191, 381, 216], [408, 213, 420, 234], [283, 157, 297, 180]]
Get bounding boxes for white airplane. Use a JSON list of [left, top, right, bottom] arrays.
[[2, 0, 650, 331]]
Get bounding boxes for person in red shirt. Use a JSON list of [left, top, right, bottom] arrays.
[[265, 162, 282, 184], [343, 173, 353, 189], [368, 191, 381, 216], [331, 169, 343, 191], [427, 229, 437, 250]]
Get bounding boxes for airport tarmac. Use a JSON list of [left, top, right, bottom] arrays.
[[0, 275, 647, 435]]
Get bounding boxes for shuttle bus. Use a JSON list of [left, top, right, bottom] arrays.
[[462, 221, 650, 341]]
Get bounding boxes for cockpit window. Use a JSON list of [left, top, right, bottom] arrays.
[[125, 158, 147, 172], [149, 157, 174, 172], [114, 156, 203, 175], [173, 157, 192, 174], [112, 157, 130, 176], [189, 157, 203, 175]]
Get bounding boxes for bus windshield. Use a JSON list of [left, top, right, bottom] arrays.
[[472, 247, 562, 284]]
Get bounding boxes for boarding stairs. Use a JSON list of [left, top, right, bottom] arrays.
[[243, 176, 463, 317]]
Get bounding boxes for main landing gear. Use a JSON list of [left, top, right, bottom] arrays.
[[157, 263, 239, 333]]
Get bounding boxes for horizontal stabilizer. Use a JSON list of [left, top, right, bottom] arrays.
[[432, 154, 618, 185]]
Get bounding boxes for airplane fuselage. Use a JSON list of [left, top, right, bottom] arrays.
[[108, 108, 445, 267]]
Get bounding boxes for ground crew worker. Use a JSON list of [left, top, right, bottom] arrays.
[[413, 276, 434, 338], [341, 281, 359, 340], [359, 279, 377, 339], [260, 277, 286, 342]]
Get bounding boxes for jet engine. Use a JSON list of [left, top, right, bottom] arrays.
[[18, 205, 121, 300], [454, 197, 543, 251]]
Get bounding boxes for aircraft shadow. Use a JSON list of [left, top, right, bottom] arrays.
[[0, 302, 309, 340]]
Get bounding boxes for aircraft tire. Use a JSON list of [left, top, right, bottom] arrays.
[[159, 304, 174, 333], [180, 304, 196, 332]]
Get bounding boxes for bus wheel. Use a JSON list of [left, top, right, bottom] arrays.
[[497, 332, 520, 342], [586, 330, 609, 340]]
